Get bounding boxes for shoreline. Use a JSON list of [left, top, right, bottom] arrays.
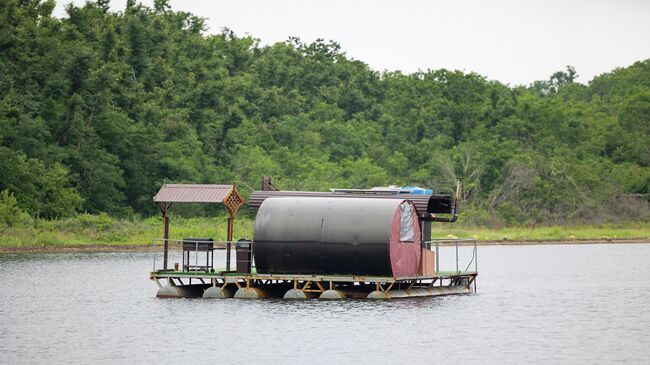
[[1, 238, 648, 254], [477, 238, 650, 245]]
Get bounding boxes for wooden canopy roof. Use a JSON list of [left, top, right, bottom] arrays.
[[154, 184, 244, 217]]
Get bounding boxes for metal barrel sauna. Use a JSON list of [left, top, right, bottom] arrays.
[[253, 197, 421, 276]]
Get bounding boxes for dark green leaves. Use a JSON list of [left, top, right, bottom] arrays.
[[0, 1, 648, 225]]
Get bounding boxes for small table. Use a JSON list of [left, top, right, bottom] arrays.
[[182, 238, 214, 272]]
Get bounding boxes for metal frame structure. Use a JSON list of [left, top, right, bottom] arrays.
[[150, 268, 478, 299]]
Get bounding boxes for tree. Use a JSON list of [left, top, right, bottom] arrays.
[[0, 0, 648, 225], [0, 147, 83, 218]]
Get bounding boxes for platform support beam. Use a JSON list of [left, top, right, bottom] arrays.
[[152, 273, 478, 299]]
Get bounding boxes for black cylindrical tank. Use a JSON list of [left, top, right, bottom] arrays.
[[253, 197, 421, 276]]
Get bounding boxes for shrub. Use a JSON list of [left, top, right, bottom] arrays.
[[0, 189, 29, 227]]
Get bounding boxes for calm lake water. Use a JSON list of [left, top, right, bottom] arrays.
[[1, 244, 650, 364]]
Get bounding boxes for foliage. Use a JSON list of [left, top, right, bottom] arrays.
[[0, 148, 83, 218], [0, 189, 29, 227], [1, 0, 649, 226]]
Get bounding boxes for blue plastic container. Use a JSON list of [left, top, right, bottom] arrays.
[[400, 186, 433, 195]]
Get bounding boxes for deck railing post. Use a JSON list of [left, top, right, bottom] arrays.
[[435, 240, 440, 273], [455, 240, 459, 274], [474, 239, 478, 273]]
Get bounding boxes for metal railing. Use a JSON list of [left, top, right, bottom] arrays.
[[152, 238, 238, 273], [425, 238, 478, 275], [152, 237, 477, 276]]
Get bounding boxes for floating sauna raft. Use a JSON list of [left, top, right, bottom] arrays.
[[149, 181, 478, 300]]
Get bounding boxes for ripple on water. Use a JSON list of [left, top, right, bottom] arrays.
[[1, 245, 650, 364]]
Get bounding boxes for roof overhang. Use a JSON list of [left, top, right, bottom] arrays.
[[248, 190, 453, 216], [154, 184, 244, 217]]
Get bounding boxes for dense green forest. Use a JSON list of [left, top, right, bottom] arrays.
[[1, 0, 649, 227]]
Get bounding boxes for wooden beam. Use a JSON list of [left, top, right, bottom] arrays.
[[226, 217, 233, 271], [156, 202, 172, 270]]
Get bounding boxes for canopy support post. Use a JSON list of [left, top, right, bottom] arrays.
[[157, 202, 173, 271], [223, 186, 244, 272], [226, 216, 234, 271], [164, 212, 169, 270]]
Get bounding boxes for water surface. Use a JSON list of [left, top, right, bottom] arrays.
[[1, 244, 649, 364]]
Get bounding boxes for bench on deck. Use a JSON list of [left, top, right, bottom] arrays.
[[182, 238, 214, 272]]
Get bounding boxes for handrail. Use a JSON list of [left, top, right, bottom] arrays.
[[425, 238, 478, 275], [153, 237, 477, 276], [152, 238, 241, 273], [152, 238, 240, 246], [425, 238, 477, 243]]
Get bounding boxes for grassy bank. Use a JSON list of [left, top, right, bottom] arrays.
[[432, 224, 650, 242], [1, 214, 649, 251], [0, 214, 255, 248]]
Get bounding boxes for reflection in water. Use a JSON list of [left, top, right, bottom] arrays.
[[1, 244, 650, 364]]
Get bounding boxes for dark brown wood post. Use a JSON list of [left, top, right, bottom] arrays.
[[156, 201, 172, 271], [223, 186, 243, 272], [226, 216, 233, 271], [163, 206, 170, 270]]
